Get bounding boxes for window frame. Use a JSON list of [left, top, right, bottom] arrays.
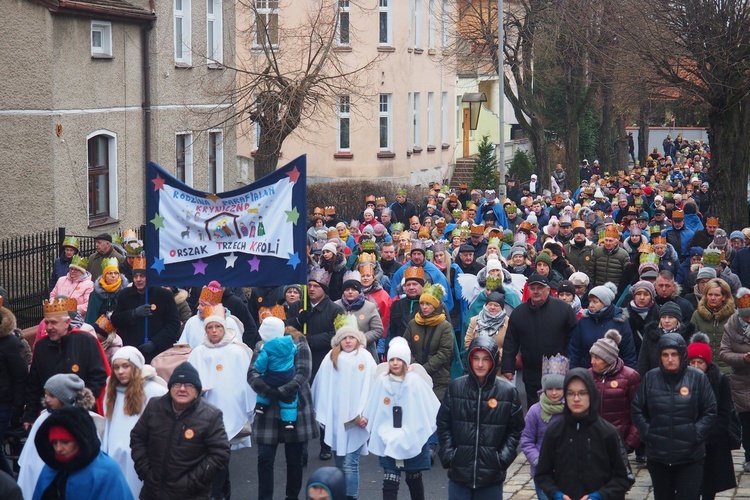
[[338, 95, 351, 152], [378, 0, 392, 46], [253, 0, 279, 49], [86, 131, 118, 224], [441, 0, 449, 48], [427, 92, 434, 146], [428, 0, 436, 50], [337, 0, 350, 47], [379, 93, 392, 151], [413, 92, 421, 148], [413, 0, 422, 49], [176, 132, 194, 186], [208, 130, 224, 193], [206, 0, 223, 64], [441, 91, 449, 143], [90, 21, 112, 58], [174, 0, 192, 65]]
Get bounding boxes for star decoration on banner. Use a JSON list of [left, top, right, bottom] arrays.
[[206, 193, 221, 203], [285, 207, 300, 225], [151, 257, 166, 275], [287, 252, 301, 270], [193, 259, 208, 275], [150, 213, 165, 229], [248, 256, 261, 272], [224, 252, 238, 268], [151, 174, 165, 191], [286, 167, 300, 184]]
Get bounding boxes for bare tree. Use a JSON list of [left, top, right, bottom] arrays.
[[219, 0, 383, 179], [618, 0, 750, 229]]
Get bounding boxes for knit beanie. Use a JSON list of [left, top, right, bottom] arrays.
[[111, 346, 145, 370], [485, 290, 505, 307], [203, 312, 227, 332], [322, 242, 338, 255], [713, 229, 728, 246], [589, 282, 617, 307], [342, 270, 363, 292], [630, 280, 655, 299], [44, 374, 85, 406], [169, 362, 202, 392], [557, 280, 575, 296], [730, 230, 745, 241], [696, 267, 717, 281], [569, 272, 590, 287], [419, 283, 444, 309], [535, 249, 552, 267], [589, 330, 621, 366], [387, 337, 411, 365], [259, 316, 285, 342], [486, 259, 503, 273], [659, 301, 683, 323], [687, 332, 712, 365]]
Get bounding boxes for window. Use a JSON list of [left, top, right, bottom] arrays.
[[407, 92, 412, 147], [413, 92, 421, 147], [176, 133, 194, 186], [379, 94, 392, 150], [413, 0, 422, 48], [441, 91, 448, 143], [428, 0, 436, 49], [208, 131, 223, 192], [254, 0, 279, 48], [91, 21, 112, 57], [206, 0, 223, 64], [337, 0, 350, 46], [427, 92, 434, 146], [441, 0, 449, 48], [237, 156, 252, 183], [174, 0, 192, 64], [379, 0, 391, 45], [338, 96, 351, 151], [456, 96, 461, 139], [87, 132, 118, 223]]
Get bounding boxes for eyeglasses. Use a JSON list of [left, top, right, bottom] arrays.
[[171, 383, 196, 390], [565, 391, 589, 399]]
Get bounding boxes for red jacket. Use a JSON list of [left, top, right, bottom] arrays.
[[589, 358, 641, 450]]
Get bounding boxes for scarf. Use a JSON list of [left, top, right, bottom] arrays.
[[202, 328, 238, 348], [361, 279, 383, 295], [101, 331, 117, 352], [415, 310, 446, 326], [586, 305, 612, 321], [738, 315, 750, 340], [99, 274, 122, 293], [570, 294, 582, 315], [434, 260, 447, 272], [512, 264, 528, 274], [539, 392, 564, 423], [629, 300, 654, 316], [474, 307, 507, 338], [693, 283, 704, 300], [341, 292, 366, 311]]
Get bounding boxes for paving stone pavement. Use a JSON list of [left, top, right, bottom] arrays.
[[503, 449, 750, 499]]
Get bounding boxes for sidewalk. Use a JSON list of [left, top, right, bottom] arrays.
[[504, 449, 750, 499]]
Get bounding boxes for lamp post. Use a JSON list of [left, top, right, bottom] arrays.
[[461, 93, 487, 131], [497, 0, 506, 198]]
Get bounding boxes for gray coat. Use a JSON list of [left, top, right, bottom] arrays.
[[248, 335, 320, 445], [334, 298, 384, 362], [720, 312, 750, 413]]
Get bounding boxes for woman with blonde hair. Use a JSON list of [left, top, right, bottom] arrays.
[[691, 277, 735, 373], [102, 346, 167, 498]]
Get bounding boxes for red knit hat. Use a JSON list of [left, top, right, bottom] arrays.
[[48, 425, 76, 443], [687, 334, 712, 365]]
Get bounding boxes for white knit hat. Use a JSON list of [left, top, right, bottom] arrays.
[[387, 337, 411, 364], [486, 258, 503, 273], [331, 326, 367, 349], [259, 316, 285, 342], [322, 242, 338, 254], [111, 346, 145, 369]]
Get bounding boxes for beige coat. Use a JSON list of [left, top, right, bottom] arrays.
[[720, 312, 750, 413]]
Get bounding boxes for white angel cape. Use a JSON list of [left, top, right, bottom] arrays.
[[188, 340, 256, 450], [363, 363, 440, 460], [311, 347, 377, 456], [178, 314, 243, 348], [102, 370, 168, 499]]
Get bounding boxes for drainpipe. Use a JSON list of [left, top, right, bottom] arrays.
[[142, 11, 154, 163]]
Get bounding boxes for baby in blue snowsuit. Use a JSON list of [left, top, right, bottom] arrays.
[[254, 317, 298, 429]]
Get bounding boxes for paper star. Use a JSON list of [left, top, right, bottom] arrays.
[[287, 252, 301, 270], [286, 167, 300, 184], [206, 193, 221, 203], [248, 256, 261, 272], [193, 259, 208, 275], [151, 257, 166, 275], [224, 252, 238, 268], [285, 207, 300, 225], [150, 213, 165, 229], [152, 174, 165, 191]]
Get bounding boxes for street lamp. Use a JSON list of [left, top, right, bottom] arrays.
[[461, 93, 487, 131]]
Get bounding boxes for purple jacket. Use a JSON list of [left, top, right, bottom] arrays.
[[520, 401, 563, 477]]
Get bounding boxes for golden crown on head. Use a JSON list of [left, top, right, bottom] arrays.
[[132, 255, 147, 271], [737, 293, 750, 310], [43, 298, 77, 318], [358, 252, 377, 265]]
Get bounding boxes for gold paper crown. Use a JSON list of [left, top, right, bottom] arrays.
[[736, 293, 750, 310], [391, 223, 404, 232], [651, 235, 666, 245], [334, 313, 359, 332], [199, 284, 224, 305], [358, 252, 377, 265], [672, 210, 684, 220], [95, 314, 116, 334], [324, 206, 336, 216], [403, 266, 425, 282], [572, 220, 586, 230], [203, 304, 225, 319], [259, 304, 287, 322], [375, 196, 387, 206], [132, 255, 147, 271], [326, 228, 338, 239], [43, 298, 77, 318], [604, 225, 620, 239], [122, 229, 138, 243], [470, 223, 485, 236], [706, 217, 719, 226], [638, 242, 653, 254]]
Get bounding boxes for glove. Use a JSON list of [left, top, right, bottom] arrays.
[[376, 337, 387, 355], [138, 341, 156, 356], [296, 309, 311, 325], [134, 304, 153, 318], [552, 492, 564, 500], [587, 493, 603, 500]]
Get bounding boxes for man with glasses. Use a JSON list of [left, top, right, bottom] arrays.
[[131, 361, 230, 500]]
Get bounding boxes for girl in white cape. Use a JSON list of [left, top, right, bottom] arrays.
[[187, 306, 255, 499], [18, 373, 104, 500], [311, 316, 377, 500], [363, 336, 440, 500], [102, 346, 167, 498]]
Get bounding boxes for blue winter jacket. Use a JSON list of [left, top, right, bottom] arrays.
[[255, 335, 297, 374], [568, 305, 637, 370]]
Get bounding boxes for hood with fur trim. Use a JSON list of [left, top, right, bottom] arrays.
[[35, 406, 101, 472], [0, 307, 17, 338]]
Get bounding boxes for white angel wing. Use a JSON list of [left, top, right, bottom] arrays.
[[457, 273, 481, 304]]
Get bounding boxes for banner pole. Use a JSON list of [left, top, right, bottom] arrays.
[[303, 284, 308, 336]]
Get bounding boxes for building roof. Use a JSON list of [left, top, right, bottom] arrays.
[[29, 0, 155, 22]]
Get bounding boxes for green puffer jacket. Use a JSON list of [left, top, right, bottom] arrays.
[[591, 245, 630, 287]]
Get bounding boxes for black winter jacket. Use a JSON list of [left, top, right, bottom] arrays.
[[130, 393, 230, 500], [0, 307, 27, 417], [285, 296, 344, 379], [535, 368, 635, 499], [388, 295, 420, 339], [632, 333, 717, 465], [625, 302, 660, 354], [437, 336, 524, 489], [636, 321, 695, 376]]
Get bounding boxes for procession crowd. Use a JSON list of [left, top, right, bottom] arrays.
[[1, 136, 750, 499]]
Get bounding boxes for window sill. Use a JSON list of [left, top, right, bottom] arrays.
[[378, 46, 395, 53], [334, 152, 354, 159], [207, 62, 224, 70], [407, 150, 413, 157], [427, 145, 436, 152], [88, 217, 120, 229], [333, 46, 352, 53], [414, 48, 424, 54], [428, 49, 437, 56], [413, 146, 423, 154], [174, 62, 193, 69], [441, 143, 451, 150], [91, 53, 113, 60], [377, 151, 396, 159]]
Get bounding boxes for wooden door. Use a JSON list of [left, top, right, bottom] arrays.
[[462, 107, 470, 158]]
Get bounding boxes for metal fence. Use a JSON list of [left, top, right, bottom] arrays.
[[0, 227, 143, 329]]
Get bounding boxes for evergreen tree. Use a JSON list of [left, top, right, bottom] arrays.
[[470, 134, 498, 189], [508, 149, 535, 184]]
